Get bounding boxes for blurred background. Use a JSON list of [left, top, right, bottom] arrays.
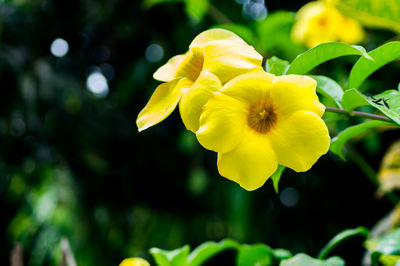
[[1, 0, 399, 265]]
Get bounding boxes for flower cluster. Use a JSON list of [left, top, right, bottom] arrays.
[[291, 1, 364, 48], [137, 29, 330, 191]]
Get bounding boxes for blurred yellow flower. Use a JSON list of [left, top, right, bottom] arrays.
[[196, 71, 330, 191], [119, 257, 150, 266], [291, 1, 364, 48], [137, 29, 263, 133]]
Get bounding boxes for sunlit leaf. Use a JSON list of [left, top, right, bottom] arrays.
[[348, 42, 400, 90], [270, 165, 285, 193], [309, 75, 344, 108], [280, 253, 345, 266], [150, 245, 190, 266], [330, 120, 394, 159], [336, 0, 400, 33], [285, 42, 371, 75], [236, 243, 273, 266], [142, 0, 182, 9], [375, 228, 400, 255], [187, 239, 239, 266], [184, 0, 209, 23], [378, 141, 400, 194], [266, 56, 289, 75], [342, 88, 400, 126]]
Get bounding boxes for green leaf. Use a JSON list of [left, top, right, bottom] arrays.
[[348, 42, 400, 90], [342, 88, 400, 126], [255, 11, 305, 60], [266, 56, 290, 76], [318, 227, 369, 259], [285, 42, 371, 75], [270, 165, 285, 193], [280, 254, 345, 266], [150, 245, 190, 266], [236, 243, 273, 266], [336, 0, 400, 33], [187, 239, 239, 266], [375, 228, 400, 255], [309, 75, 344, 108], [330, 120, 394, 159], [184, 0, 209, 23]]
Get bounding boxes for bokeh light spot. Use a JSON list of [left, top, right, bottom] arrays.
[[145, 44, 164, 63], [50, 38, 69, 57], [280, 187, 299, 207], [86, 72, 109, 98]]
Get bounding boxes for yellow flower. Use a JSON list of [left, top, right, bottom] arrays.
[[137, 29, 263, 133], [119, 257, 150, 266], [196, 71, 330, 191], [291, 1, 364, 48]]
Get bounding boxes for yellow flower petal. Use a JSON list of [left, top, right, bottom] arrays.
[[119, 257, 150, 266], [189, 28, 244, 49], [179, 71, 222, 132], [196, 92, 247, 153], [153, 54, 187, 82], [136, 78, 193, 132], [271, 75, 325, 118], [174, 48, 204, 82], [269, 110, 330, 172], [217, 131, 278, 191], [220, 71, 275, 105], [339, 17, 364, 44], [203, 40, 263, 83]]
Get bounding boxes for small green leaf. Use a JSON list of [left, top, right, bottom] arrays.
[[309, 75, 344, 108], [285, 42, 371, 75], [342, 88, 400, 126], [272, 249, 292, 260], [348, 41, 400, 90], [270, 165, 285, 193], [318, 227, 369, 259], [266, 56, 290, 75], [280, 253, 345, 266], [236, 243, 273, 266], [187, 239, 239, 266], [150, 245, 190, 266], [330, 120, 394, 159], [184, 0, 209, 23]]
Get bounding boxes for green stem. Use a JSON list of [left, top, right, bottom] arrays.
[[346, 145, 400, 205], [318, 227, 369, 259], [325, 107, 392, 122]]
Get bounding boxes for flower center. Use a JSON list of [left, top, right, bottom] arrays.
[[247, 102, 277, 134], [176, 49, 204, 82]]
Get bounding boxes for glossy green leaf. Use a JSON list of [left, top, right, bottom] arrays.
[[150, 245, 190, 266], [318, 227, 369, 259], [285, 42, 371, 75], [184, 0, 208, 23], [342, 88, 400, 126], [142, 0, 182, 9], [330, 120, 394, 159], [187, 239, 239, 266], [270, 165, 285, 193], [336, 0, 400, 33], [272, 249, 292, 260], [348, 42, 400, 90], [280, 254, 345, 266], [266, 56, 290, 76], [236, 243, 273, 266], [309, 75, 344, 108]]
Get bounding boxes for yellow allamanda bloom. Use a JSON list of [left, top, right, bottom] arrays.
[[196, 71, 330, 191], [291, 1, 364, 48], [119, 257, 150, 266], [137, 29, 263, 133]]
